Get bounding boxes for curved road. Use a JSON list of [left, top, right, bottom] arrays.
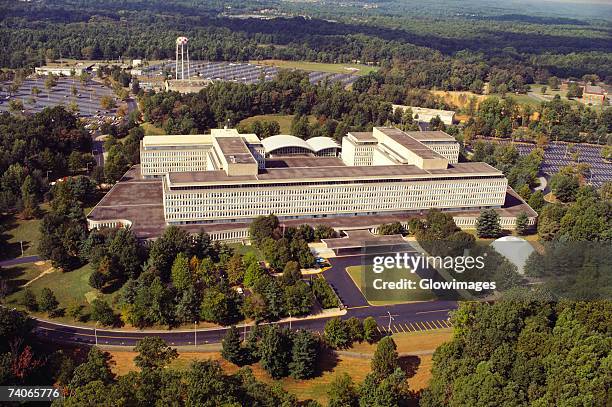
[[32, 253, 457, 347]]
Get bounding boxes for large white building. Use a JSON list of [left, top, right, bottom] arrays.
[[140, 128, 265, 177], [88, 126, 536, 240], [151, 127, 506, 225]]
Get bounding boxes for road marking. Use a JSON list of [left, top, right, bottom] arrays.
[[376, 327, 382, 334], [425, 321, 434, 329], [404, 323, 411, 332], [37, 326, 135, 340], [347, 305, 369, 310], [409, 322, 418, 331], [399, 324, 406, 333], [415, 308, 452, 315], [420, 322, 428, 330]]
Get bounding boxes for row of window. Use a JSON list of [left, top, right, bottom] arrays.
[[163, 181, 507, 220]]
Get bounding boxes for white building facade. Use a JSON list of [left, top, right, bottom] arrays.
[[150, 127, 507, 225]]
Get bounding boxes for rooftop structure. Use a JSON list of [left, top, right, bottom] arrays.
[[343, 127, 459, 166], [261, 135, 340, 157]]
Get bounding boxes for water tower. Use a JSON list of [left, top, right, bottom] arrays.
[[175, 36, 190, 80]]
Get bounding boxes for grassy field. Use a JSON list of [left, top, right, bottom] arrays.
[[253, 59, 378, 76], [346, 265, 436, 305], [1, 262, 50, 292], [140, 122, 166, 135], [489, 92, 543, 108], [0, 213, 45, 260], [108, 328, 452, 404], [238, 114, 317, 134], [4, 262, 123, 326]]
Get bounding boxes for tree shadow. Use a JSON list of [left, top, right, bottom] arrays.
[[0, 214, 25, 260], [100, 279, 125, 294], [398, 355, 421, 378], [1, 265, 30, 293], [315, 347, 339, 376]]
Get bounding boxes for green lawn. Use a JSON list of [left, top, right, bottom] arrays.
[[252, 59, 378, 76], [141, 122, 166, 135], [4, 263, 121, 326], [1, 214, 44, 260], [239, 114, 317, 134], [488, 93, 543, 108], [1, 262, 49, 293], [227, 242, 265, 261], [346, 265, 436, 305]]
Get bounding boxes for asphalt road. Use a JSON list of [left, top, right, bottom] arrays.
[[32, 252, 457, 347], [0, 255, 40, 267]]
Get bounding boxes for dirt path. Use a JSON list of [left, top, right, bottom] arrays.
[[21, 266, 56, 287]]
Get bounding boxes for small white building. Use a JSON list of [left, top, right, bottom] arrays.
[[35, 66, 85, 76], [392, 104, 456, 125]]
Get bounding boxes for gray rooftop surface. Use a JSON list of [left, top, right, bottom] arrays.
[[88, 167, 535, 239], [348, 132, 377, 142], [406, 131, 456, 142], [376, 127, 447, 160], [215, 137, 256, 164], [166, 162, 502, 186]]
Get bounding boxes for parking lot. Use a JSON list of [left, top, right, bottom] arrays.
[[481, 138, 611, 186], [140, 60, 359, 87], [0, 77, 119, 117]]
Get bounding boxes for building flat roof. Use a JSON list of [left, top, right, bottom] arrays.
[[407, 131, 456, 142], [142, 134, 213, 148], [215, 137, 257, 164], [142, 130, 260, 148], [166, 162, 502, 186], [348, 132, 377, 142], [376, 127, 447, 160], [322, 230, 407, 249], [88, 166, 534, 239]]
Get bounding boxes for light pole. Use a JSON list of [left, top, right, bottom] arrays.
[[19, 241, 24, 257], [288, 312, 292, 330], [94, 321, 98, 346], [194, 321, 197, 347], [387, 311, 394, 333]]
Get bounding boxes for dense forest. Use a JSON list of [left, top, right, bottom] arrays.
[[422, 299, 610, 406], [140, 70, 396, 138], [1, 0, 610, 82]]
